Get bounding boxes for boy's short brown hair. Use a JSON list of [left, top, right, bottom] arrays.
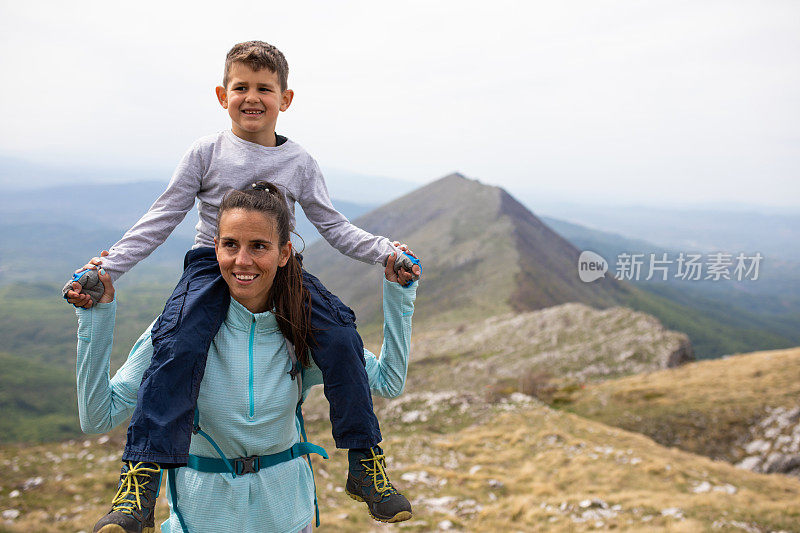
[[223, 41, 289, 92]]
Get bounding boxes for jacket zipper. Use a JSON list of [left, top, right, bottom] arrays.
[[248, 317, 256, 419]]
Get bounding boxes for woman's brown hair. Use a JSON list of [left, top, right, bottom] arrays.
[[216, 180, 312, 368]]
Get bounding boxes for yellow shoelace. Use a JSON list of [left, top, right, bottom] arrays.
[[110, 462, 161, 515], [361, 451, 398, 497]]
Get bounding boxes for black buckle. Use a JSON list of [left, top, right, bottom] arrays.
[[234, 455, 260, 475]]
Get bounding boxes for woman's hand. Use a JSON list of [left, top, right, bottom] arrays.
[[385, 252, 401, 283], [65, 251, 114, 307], [96, 266, 115, 303]]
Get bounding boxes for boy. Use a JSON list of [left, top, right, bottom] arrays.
[[65, 41, 421, 532]]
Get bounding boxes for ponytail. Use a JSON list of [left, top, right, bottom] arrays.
[[271, 251, 311, 368]]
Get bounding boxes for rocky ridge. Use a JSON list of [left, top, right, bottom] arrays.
[[411, 302, 693, 389], [735, 405, 800, 478]]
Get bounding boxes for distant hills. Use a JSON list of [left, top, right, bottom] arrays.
[[303, 173, 799, 357], [519, 191, 800, 261], [0, 180, 371, 287], [1, 172, 797, 357], [0, 352, 78, 443], [2, 171, 799, 444], [542, 216, 800, 353], [543, 215, 800, 315]]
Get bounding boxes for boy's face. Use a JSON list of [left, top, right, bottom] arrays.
[[215, 63, 294, 146]]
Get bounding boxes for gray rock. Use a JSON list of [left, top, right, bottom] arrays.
[[21, 476, 43, 491], [661, 508, 684, 519], [579, 498, 609, 509], [663, 339, 694, 368], [2, 510, 20, 520], [763, 453, 800, 474], [736, 456, 763, 471], [744, 439, 770, 455], [488, 479, 505, 489], [713, 483, 737, 494], [775, 435, 792, 451]]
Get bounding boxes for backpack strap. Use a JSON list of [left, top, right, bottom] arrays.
[[187, 442, 328, 474], [192, 409, 236, 478], [168, 409, 236, 532], [285, 339, 303, 406], [168, 468, 190, 533], [286, 340, 323, 526]]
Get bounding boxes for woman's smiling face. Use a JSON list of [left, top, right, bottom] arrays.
[[214, 208, 291, 313]]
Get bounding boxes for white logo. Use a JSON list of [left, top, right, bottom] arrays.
[[578, 251, 608, 283]]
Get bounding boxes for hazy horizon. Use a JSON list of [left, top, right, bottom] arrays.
[[2, 152, 798, 214], [2, 1, 798, 209]]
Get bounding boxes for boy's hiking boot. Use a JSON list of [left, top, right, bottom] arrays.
[[345, 446, 412, 523], [93, 461, 162, 533]]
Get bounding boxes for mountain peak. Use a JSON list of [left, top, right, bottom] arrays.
[[304, 173, 624, 326], [428, 171, 496, 190], [439, 171, 470, 182]]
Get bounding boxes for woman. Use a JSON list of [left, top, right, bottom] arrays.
[[75, 182, 418, 533]]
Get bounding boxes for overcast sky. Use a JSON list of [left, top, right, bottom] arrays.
[[1, 0, 798, 207]]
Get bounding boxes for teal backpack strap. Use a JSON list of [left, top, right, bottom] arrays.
[[287, 340, 323, 527], [285, 340, 303, 406], [297, 400, 322, 527], [170, 408, 237, 532], [168, 468, 190, 533], [192, 408, 236, 478]]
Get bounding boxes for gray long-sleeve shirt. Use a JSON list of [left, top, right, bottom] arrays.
[[102, 130, 394, 281]]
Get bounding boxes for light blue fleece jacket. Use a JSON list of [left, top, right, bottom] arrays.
[[75, 278, 416, 533]]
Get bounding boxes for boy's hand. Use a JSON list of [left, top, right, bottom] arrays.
[[64, 267, 115, 308], [75, 250, 108, 275], [64, 251, 109, 308], [387, 242, 422, 286]]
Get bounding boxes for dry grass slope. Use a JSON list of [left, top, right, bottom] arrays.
[[565, 347, 800, 461], [2, 398, 799, 532]]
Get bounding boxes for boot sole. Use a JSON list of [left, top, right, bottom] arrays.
[[96, 526, 154, 533], [345, 489, 412, 523]]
